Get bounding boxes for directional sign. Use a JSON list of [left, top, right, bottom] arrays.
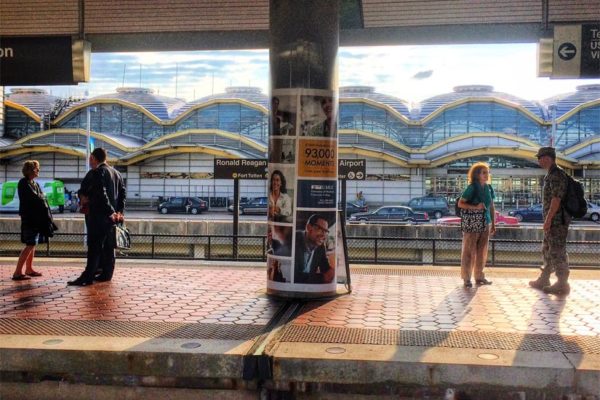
[[214, 159, 268, 179], [0, 37, 90, 85], [551, 24, 600, 78], [338, 159, 366, 180], [557, 42, 577, 61]]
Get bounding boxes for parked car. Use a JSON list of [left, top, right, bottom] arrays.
[[437, 211, 519, 226], [157, 196, 208, 214], [348, 206, 429, 224], [407, 196, 449, 219], [239, 196, 269, 215], [227, 198, 250, 213], [583, 201, 600, 222], [339, 201, 369, 217], [508, 204, 543, 222]]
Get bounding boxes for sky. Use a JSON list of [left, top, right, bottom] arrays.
[[14, 43, 600, 105]]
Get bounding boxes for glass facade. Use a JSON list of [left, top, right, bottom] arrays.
[[57, 105, 165, 141], [422, 102, 547, 146], [165, 104, 267, 141], [555, 105, 600, 148], [338, 101, 550, 148], [3, 90, 599, 205], [444, 156, 539, 170], [427, 175, 543, 207], [427, 156, 547, 206], [55, 103, 268, 143], [339, 103, 412, 145], [5, 108, 40, 138]]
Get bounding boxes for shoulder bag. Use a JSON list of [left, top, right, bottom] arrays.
[[460, 184, 487, 233]]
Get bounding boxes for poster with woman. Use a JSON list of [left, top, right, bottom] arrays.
[[268, 165, 295, 223], [268, 88, 338, 296]]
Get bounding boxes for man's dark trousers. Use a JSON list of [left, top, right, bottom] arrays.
[[80, 214, 115, 282]]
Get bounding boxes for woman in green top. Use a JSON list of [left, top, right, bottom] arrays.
[[457, 162, 496, 288]]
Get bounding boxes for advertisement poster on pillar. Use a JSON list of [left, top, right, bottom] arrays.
[[271, 91, 297, 137], [267, 257, 293, 285], [268, 165, 295, 223], [267, 224, 293, 257], [298, 139, 337, 178], [293, 211, 337, 291], [296, 179, 336, 208], [269, 138, 295, 164], [300, 91, 337, 138]]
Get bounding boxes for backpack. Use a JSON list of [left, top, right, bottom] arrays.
[[563, 173, 587, 218], [455, 197, 462, 217]]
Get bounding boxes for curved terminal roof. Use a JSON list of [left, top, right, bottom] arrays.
[[5, 88, 59, 117], [416, 85, 546, 121], [65, 87, 186, 120], [340, 86, 411, 119], [542, 85, 600, 119], [175, 86, 269, 117]]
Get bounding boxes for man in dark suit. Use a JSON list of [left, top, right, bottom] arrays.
[[68, 148, 126, 286], [294, 214, 334, 284]]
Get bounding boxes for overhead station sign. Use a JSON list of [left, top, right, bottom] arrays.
[[214, 159, 268, 179], [539, 24, 600, 78], [0, 36, 90, 85]]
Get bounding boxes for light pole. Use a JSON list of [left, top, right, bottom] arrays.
[[549, 104, 557, 147]]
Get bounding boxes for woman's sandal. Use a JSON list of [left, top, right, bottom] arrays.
[[25, 271, 42, 277], [12, 274, 31, 281]]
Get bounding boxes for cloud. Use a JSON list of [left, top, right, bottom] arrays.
[[9, 44, 600, 103], [412, 70, 433, 80]]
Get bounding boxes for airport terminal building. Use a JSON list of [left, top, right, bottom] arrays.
[[1, 84, 599, 207]]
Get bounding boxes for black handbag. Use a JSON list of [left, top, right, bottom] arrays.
[[114, 223, 131, 250]]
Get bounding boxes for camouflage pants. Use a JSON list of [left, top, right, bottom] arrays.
[[542, 224, 570, 278]]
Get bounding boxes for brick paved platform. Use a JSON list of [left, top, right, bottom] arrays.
[[1, 259, 599, 399]]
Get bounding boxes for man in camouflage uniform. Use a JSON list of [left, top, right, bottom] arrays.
[[529, 147, 571, 295]]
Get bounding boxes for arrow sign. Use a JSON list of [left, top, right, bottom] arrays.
[[550, 24, 600, 78], [558, 42, 577, 60]]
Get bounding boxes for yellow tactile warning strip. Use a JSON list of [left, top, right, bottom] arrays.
[[278, 325, 600, 354]]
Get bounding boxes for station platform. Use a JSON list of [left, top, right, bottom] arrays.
[[1, 258, 599, 399]]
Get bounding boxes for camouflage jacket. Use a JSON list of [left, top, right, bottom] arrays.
[[542, 164, 570, 226]]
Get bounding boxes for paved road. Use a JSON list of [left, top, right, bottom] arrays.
[[2, 209, 600, 226], [1, 209, 266, 221]]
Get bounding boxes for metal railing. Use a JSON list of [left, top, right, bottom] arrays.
[[0, 232, 598, 268]]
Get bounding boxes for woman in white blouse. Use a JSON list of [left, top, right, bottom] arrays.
[[269, 170, 292, 221]]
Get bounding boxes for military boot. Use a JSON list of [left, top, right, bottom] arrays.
[[543, 271, 570, 295], [543, 281, 570, 295], [528, 268, 551, 290]]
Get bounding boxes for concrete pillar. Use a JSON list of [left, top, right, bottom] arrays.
[[267, 0, 340, 298]]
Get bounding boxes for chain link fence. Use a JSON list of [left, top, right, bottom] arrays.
[[0, 232, 598, 268]]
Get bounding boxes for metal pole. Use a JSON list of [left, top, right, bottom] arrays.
[[233, 178, 239, 259], [550, 105, 556, 147], [84, 107, 91, 246], [86, 107, 91, 166], [341, 179, 347, 219]]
